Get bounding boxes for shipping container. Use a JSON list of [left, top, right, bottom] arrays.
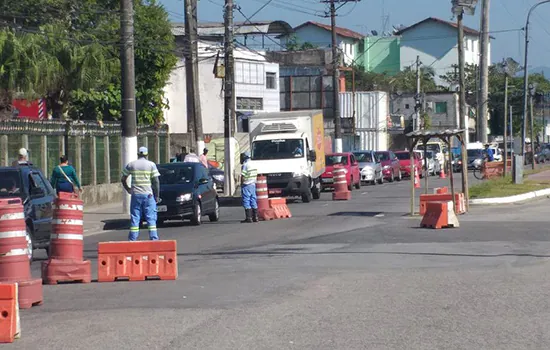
[[339, 91, 388, 152]]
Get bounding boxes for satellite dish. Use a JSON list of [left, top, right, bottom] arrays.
[[371, 30, 378, 36]]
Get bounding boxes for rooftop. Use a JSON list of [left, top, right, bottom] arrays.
[[395, 17, 482, 37], [286, 21, 364, 40], [171, 20, 293, 37]]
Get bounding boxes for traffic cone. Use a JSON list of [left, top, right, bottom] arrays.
[[414, 168, 421, 188], [439, 164, 446, 179]]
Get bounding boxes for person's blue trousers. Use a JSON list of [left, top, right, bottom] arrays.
[[241, 184, 257, 209], [129, 194, 159, 241]]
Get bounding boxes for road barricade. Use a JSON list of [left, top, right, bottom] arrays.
[[268, 198, 292, 219], [256, 175, 276, 221], [483, 162, 504, 179], [434, 187, 448, 194], [420, 200, 460, 229], [419, 193, 466, 216], [42, 192, 91, 284], [0, 198, 42, 309], [332, 167, 351, 201], [98, 240, 178, 282], [0, 283, 20, 343]]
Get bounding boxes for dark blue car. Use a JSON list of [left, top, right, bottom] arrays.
[[0, 166, 55, 260], [156, 162, 219, 226]]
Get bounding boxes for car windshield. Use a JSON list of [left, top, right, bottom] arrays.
[[353, 152, 374, 163], [326, 155, 348, 166], [395, 152, 409, 161], [0, 170, 22, 197], [467, 149, 484, 157], [158, 166, 194, 185], [375, 152, 390, 161], [252, 139, 304, 160], [426, 151, 434, 159]]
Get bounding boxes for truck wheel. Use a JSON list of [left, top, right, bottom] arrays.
[[312, 181, 321, 200], [354, 178, 361, 190], [302, 188, 313, 203]]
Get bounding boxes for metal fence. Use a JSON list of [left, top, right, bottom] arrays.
[[0, 119, 170, 186]]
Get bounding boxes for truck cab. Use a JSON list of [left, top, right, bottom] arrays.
[[248, 110, 326, 203]]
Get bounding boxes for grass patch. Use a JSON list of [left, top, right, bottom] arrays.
[[470, 176, 550, 199]]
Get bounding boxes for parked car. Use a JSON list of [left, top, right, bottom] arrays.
[[156, 162, 219, 226], [0, 165, 55, 261], [353, 150, 383, 185], [208, 163, 224, 192], [375, 151, 402, 182], [394, 151, 422, 178], [320, 153, 361, 191]]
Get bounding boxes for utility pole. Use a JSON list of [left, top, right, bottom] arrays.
[[529, 83, 535, 170], [503, 66, 508, 177], [120, 0, 137, 214], [415, 55, 421, 131], [184, 0, 204, 154], [330, 0, 342, 152], [478, 0, 490, 144], [223, 0, 236, 196], [457, 8, 469, 210]]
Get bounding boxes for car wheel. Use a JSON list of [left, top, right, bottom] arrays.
[[388, 171, 394, 183], [354, 178, 361, 189], [302, 187, 313, 203], [377, 175, 384, 184], [190, 202, 202, 226], [157, 219, 165, 227], [312, 181, 321, 200], [25, 226, 34, 263], [371, 180, 376, 186], [348, 177, 353, 191], [397, 170, 402, 181], [208, 200, 220, 222]]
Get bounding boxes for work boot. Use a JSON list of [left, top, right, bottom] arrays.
[[241, 209, 253, 223], [252, 208, 259, 222]]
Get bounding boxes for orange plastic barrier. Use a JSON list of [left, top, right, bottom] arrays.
[[434, 187, 448, 194], [332, 167, 351, 201], [0, 198, 42, 309], [256, 175, 276, 221], [0, 283, 20, 343], [97, 240, 178, 282], [419, 193, 465, 216], [268, 198, 292, 219], [483, 162, 504, 179], [42, 192, 91, 284], [420, 201, 459, 229]]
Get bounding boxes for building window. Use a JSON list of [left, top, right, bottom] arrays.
[[435, 102, 447, 114], [235, 61, 265, 85], [266, 72, 276, 89], [237, 97, 263, 110]]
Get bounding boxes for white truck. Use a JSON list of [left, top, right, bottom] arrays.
[[248, 110, 326, 203]]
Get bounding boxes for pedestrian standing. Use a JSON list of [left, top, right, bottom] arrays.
[[50, 155, 83, 194], [184, 149, 201, 163], [11, 148, 33, 166], [199, 148, 209, 168], [240, 151, 258, 223], [121, 147, 161, 241]]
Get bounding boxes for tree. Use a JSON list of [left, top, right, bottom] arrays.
[[285, 34, 318, 51]]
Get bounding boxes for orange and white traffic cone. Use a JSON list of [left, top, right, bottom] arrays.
[[414, 168, 421, 188], [439, 163, 446, 179]]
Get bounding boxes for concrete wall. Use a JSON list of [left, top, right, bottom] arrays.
[[391, 92, 460, 130], [81, 183, 124, 208], [358, 36, 400, 75], [400, 21, 484, 85]]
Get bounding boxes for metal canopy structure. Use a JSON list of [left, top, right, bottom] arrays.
[[406, 129, 467, 216]]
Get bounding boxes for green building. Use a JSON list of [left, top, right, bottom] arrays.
[[355, 36, 400, 76]]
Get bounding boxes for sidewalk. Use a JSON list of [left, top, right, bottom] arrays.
[[83, 203, 129, 236], [527, 169, 550, 182]]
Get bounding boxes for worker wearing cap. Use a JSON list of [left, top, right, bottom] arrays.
[[240, 151, 258, 223], [11, 148, 32, 167], [121, 146, 161, 241]]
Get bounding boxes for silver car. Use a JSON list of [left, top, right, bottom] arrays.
[[353, 150, 384, 185]]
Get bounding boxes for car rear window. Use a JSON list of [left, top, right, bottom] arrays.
[[375, 152, 390, 161], [326, 155, 348, 166], [0, 170, 23, 197], [353, 153, 374, 163]]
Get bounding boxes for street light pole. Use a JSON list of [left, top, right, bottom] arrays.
[[522, 0, 550, 157]]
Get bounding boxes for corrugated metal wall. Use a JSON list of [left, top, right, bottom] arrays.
[[340, 92, 388, 151]]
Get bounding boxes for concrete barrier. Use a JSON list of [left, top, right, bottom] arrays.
[[80, 183, 124, 208]]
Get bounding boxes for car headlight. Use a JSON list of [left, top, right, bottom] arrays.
[[213, 174, 224, 181], [176, 193, 193, 203], [383, 165, 390, 170], [361, 167, 374, 174]]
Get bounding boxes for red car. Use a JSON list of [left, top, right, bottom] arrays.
[[321, 153, 361, 191], [375, 151, 402, 182], [394, 151, 422, 178]]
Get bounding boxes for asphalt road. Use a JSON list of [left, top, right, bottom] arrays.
[[12, 173, 550, 350]]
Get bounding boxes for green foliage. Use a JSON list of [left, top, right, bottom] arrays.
[[345, 65, 437, 93], [0, 0, 176, 125], [285, 34, 318, 51]]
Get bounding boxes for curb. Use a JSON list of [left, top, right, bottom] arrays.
[[469, 188, 550, 205]]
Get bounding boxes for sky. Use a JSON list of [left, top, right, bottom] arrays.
[[159, 0, 550, 69]]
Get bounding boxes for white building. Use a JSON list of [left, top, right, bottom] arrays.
[[396, 17, 491, 86], [277, 21, 364, 65], [163, 41, 280, 134]]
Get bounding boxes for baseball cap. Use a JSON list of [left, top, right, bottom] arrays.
[[138, 146, 148, 155], [18, 148, 28, 157]]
